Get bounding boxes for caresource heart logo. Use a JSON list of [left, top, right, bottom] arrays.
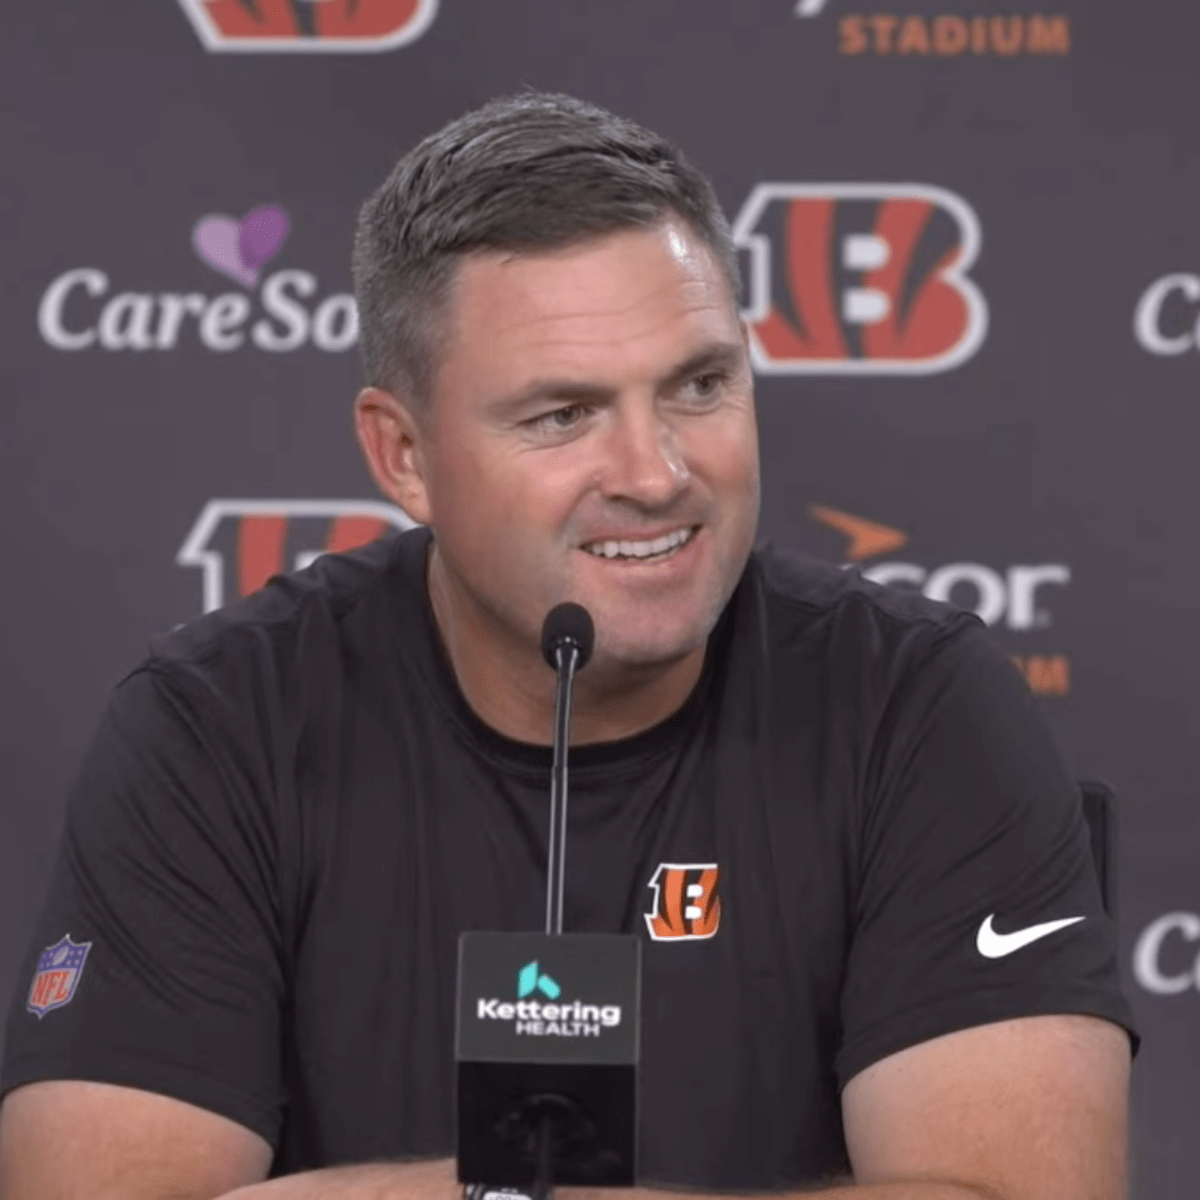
[[37, 204, 356, 355], [192, 204, 291, 287], [176, 0, 439, 53]]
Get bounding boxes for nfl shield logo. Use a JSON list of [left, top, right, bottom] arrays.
[[27, 935, 92, 1018]]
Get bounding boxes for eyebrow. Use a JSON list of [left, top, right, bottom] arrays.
[[488, 339, 746, 420]]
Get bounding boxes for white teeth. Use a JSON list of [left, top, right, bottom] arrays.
[[584, 527, 694, 559]]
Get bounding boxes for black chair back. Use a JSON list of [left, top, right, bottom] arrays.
[[1079, 779, 1117, 919]]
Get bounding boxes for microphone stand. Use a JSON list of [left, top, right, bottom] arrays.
[[546, 642, 579, 939], [532, 641, 581, 1200], [457, 600, 633, 1194], [456, 601, 636, 1193]]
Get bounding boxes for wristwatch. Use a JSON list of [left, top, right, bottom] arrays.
[[463, 1187, 543, 1200]]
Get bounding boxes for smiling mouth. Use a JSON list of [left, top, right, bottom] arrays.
[[581, 526, 698, 562]]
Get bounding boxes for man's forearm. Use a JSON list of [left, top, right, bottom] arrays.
[[562, 1183, 1000, 1200], [220, 1157, 460, 1200], [220, 1163, 999, 1200]]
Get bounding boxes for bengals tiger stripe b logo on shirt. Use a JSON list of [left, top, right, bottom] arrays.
[[644, 864, 722, 941]]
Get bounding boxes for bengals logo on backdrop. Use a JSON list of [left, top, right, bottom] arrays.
[[178, 499, 416, 612], [644, 864, 722, 941], [733, 183, 988, 375], [176, 0, 439, 53]]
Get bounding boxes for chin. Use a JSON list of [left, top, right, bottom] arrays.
[[592, 615, 712, 672], [577, 564, 739, 671]]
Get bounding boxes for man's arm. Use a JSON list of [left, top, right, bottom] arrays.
[[560, 1013, 1130, 1200], [0, 1080, 461, 1200], [1, 1011, 1130, 1200], [0, 1081, 272, 1200], [839, 1013, 1130, 1200], [220, 1159, 457, 1199]]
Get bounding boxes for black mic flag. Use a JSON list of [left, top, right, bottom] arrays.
[[456, 604, 640, 1192]]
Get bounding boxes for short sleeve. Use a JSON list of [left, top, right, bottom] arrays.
[[835, 620, 1137, 1088], [1, 665, 286, 1145]]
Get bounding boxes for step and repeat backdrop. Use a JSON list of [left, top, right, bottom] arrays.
[[2, 1, 1197, 1194]]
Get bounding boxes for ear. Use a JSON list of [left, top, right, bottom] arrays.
[[354, 386, 433, 526]]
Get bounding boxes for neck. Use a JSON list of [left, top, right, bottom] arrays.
[[427, 548, 706, 746]]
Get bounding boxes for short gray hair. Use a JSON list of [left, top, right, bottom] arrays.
[[352, 92, 739, 407]]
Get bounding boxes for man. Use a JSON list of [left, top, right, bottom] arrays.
[[0, 93, 1133, 1199]]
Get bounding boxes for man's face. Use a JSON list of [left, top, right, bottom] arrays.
[[414, 217, 760, 674]]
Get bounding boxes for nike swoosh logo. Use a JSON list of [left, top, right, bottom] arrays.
[[976, 914, 1085, 959]]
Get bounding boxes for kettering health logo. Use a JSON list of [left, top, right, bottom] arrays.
[[794, 1, 1070, 58], [39, 204, 357, 354], [176, 0, 439, 53], [518, 961, 561, 1000], [476, 961, 622, 1038]]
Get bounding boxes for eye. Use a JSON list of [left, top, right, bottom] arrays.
[[525, 403, 590, 436], [681, 371, 727, 404]]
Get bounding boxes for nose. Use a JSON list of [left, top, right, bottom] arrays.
[[599, 398, 690, 510]]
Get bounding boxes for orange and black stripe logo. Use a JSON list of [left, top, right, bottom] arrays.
[[644, 863, 721, 941], [177, 0, 438, 52]]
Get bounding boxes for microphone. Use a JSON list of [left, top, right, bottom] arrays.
[[540, 601, 594, 673], [456, 604, 640, 1194]]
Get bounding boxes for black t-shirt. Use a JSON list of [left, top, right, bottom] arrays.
[[2, 528, 1133, 1188]]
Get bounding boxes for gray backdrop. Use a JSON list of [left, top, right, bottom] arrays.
[[3, 2, 1197, 1195]]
